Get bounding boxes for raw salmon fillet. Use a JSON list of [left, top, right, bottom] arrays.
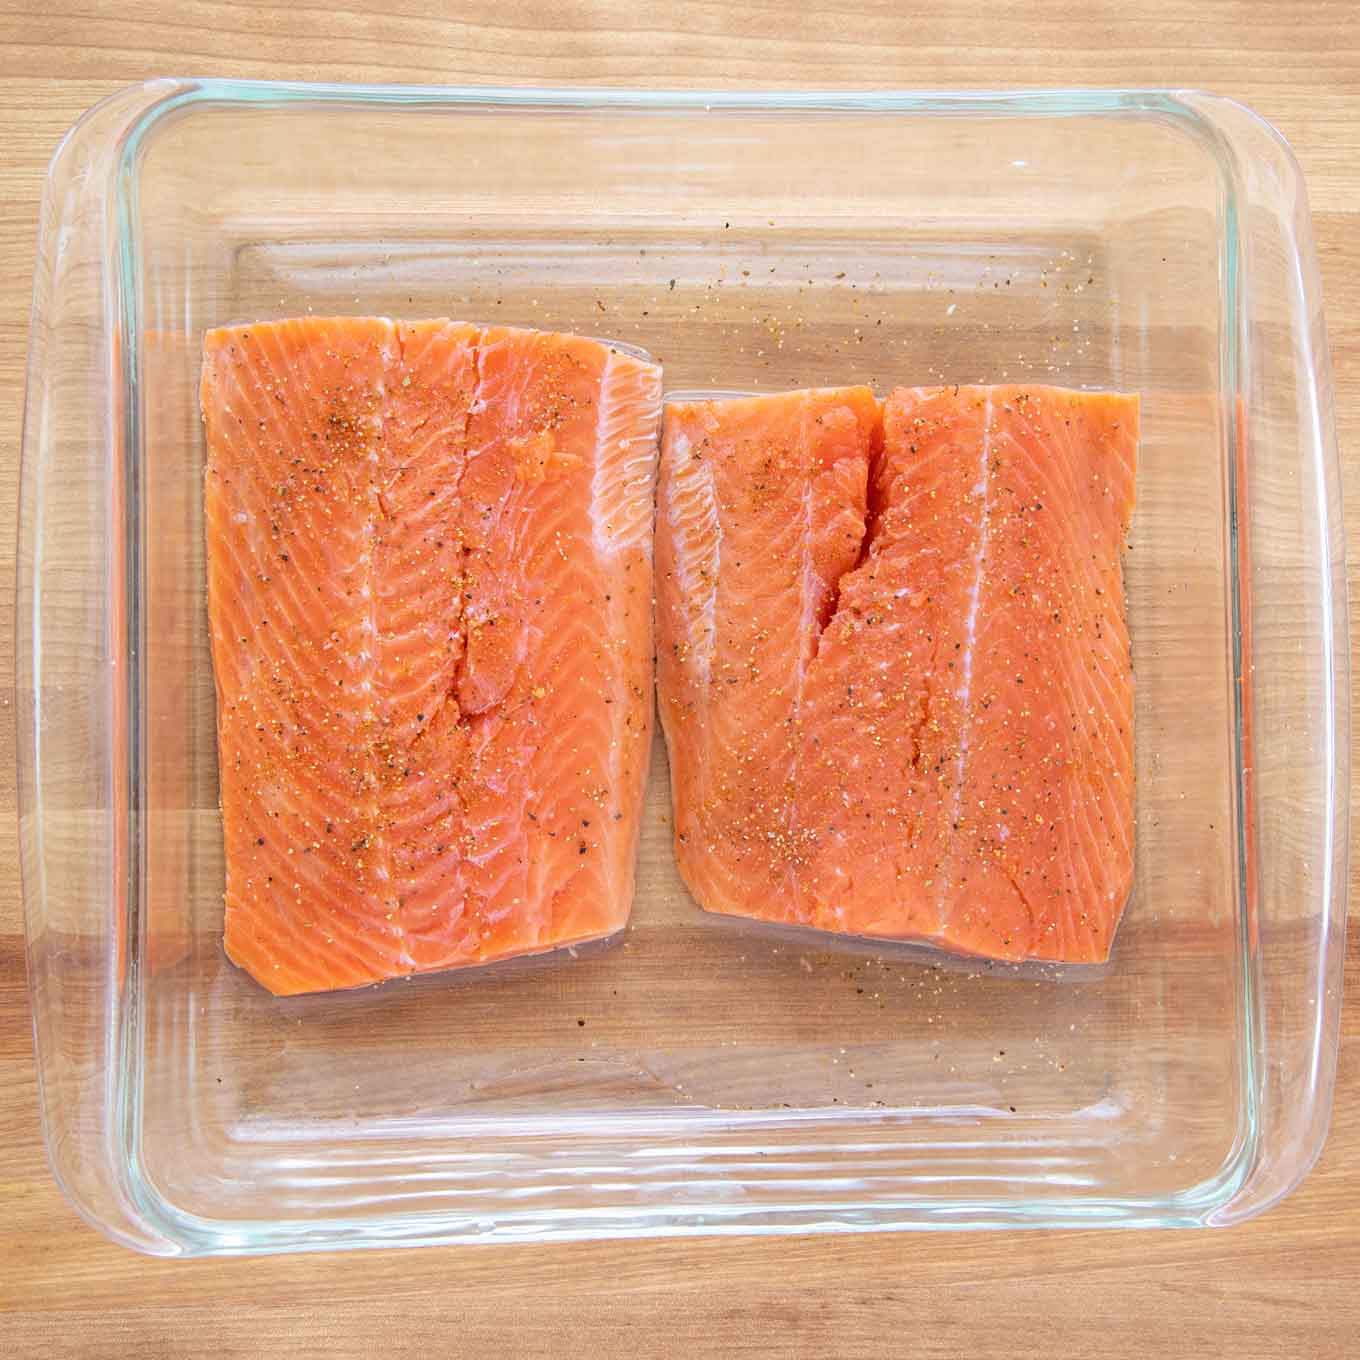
[[656, 384, 1138, 963], [203, 319, 661, 995]]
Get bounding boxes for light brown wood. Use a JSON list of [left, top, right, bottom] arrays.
[[0, 3, 1357, 1355]]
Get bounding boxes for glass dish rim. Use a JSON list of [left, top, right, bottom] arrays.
[[21, 78, 1348, 1254]]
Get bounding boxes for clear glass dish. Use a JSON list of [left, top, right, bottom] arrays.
[[17, 80, 1348, 1255]]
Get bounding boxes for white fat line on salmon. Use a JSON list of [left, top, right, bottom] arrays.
[[590, 350, 662, 558], [370, 329, 413, 967], [789, 392, 829, 921], [664, 427, 720, 689], [796, 479, 818, 678], [588, 351, 658, 908], [940, 390, 993, 917]]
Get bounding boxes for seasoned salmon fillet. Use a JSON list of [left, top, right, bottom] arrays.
[[655, 384, 1137, 963], [203, 319, 661, 994]]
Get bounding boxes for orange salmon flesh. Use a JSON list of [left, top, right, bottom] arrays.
[[655, 384, 1138, 964], [202, 319, 661, 994]]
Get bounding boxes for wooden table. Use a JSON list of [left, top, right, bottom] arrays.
[[1, 4, 1356, 1354]]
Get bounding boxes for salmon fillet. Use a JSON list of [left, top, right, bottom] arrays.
[[203, 319, 661, 995], [656, 383, 1138, 963]]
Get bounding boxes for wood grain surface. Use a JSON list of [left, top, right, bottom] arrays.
[[1, 2, 1357, 1356]]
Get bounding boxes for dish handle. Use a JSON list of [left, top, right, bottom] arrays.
[[1184, 93, 1350, 1223], [17, 80, 193, 1254]]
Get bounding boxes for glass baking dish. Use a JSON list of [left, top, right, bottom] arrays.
[[17, 80, 1348, 1255]]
